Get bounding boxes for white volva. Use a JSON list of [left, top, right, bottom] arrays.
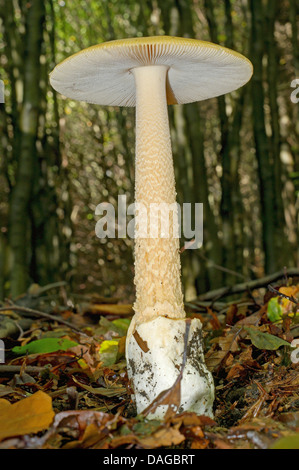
[[50, 36, 253, 420]]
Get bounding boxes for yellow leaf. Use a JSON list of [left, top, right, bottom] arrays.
[[278, 286, 299, 313], [0, 390, 55, 441], [279, 286, 299, 298], [0, 398, 11, 412]]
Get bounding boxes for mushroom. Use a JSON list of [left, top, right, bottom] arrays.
[[50, 36, 253, 419]]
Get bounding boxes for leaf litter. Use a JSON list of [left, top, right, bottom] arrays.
[[0, 279, 298, 449]]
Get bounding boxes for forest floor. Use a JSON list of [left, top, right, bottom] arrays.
[[0, 276, 298, 450]]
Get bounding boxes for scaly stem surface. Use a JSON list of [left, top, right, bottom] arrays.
[[132, 65, 185, 327]]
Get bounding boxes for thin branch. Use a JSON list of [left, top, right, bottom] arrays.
[[181, 240, 247, 280], [0, 305, 90, 337], [267, 284, 299, 306], [194, 268, 299, 302], [0, 365, 45, 374]]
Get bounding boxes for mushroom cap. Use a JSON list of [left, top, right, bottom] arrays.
[[50, 36, 253, 107]]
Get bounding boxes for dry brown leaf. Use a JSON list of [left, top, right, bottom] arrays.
[[207, 307, 222, 329], [205, 329, 240, 371], [84, 304, 133, 316], [68, 343, 99, 372], [63, 422, 106, 449], [138, 426, 185, 448], [71, 375, 126, 397], [191, 438, 209, 449], [226, 363, 246, 381], [213, 438, 234, 449], [117, 336, 126, 355], [109, 426, 185, 449], [170, 412, 216, 428], [0, 391, 54, 441], [219, 332, 240, 353]]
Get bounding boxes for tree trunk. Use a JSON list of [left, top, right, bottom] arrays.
[[249, 0, 276, 274], [265, 0, 291, 267], [8, 0, 45, 297], [204, 0, 247, 284]]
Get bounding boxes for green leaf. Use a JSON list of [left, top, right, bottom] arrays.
[[99, 339, 119, 366], [99, 339, 119, 354], [243, 326, 290, 350], [12, 338, 78, 355], [133, 420, 161, 436], [271, 433, 299, 449], [267, 297, 283, 322], [112, 318, 130, 335], [98, 317, 123, 336]]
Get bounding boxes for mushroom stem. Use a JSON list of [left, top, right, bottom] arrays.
[[132, 65, 185, 328]]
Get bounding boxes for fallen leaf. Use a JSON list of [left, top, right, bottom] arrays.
[[226, 304, 238, 326], [72, 375, 126, 397], [271, 433, 299, 449], [244, 326, 290, 350], [63, 422, 104, 449], [99, 339, 119, 365], [68, 343, 98, 371], [0, 391, 54, 441], [99, 337, 126, 366], [276, 411, 299, 429], [171, 412, 216, 428], [226, 363, 246, 380], [12, 338, 78, 356], [267, 286, 299, 322], [85, 304, 133, 316], [279, 286, 299, 300], [191, 438, 210, 449], [109, 426, 185, 449], [136, 425, 185, 448], [213, 438, 233, 449], [207, 307, 221, 329], [42, 409, 121, 448], [112, 318, 131, 333], [267, 297, 283, 322], [98, 316, 131, 336], [117, 336, 126, 356], [0, 398, 11, 411], [205, 328, 240, 371]]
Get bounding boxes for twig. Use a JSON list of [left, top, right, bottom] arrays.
[[0, 305, 90, 337], [267, 284, 299, 306], [30, 281, 67, 296], [185, 300, 227, 311], [0, 365, 82, 375], [194, 268, 299, 302], [181, 242, 247, 281], [0, 365, 45, 374]]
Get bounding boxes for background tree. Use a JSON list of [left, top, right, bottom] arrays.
[[0, 0, 297, 302]]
